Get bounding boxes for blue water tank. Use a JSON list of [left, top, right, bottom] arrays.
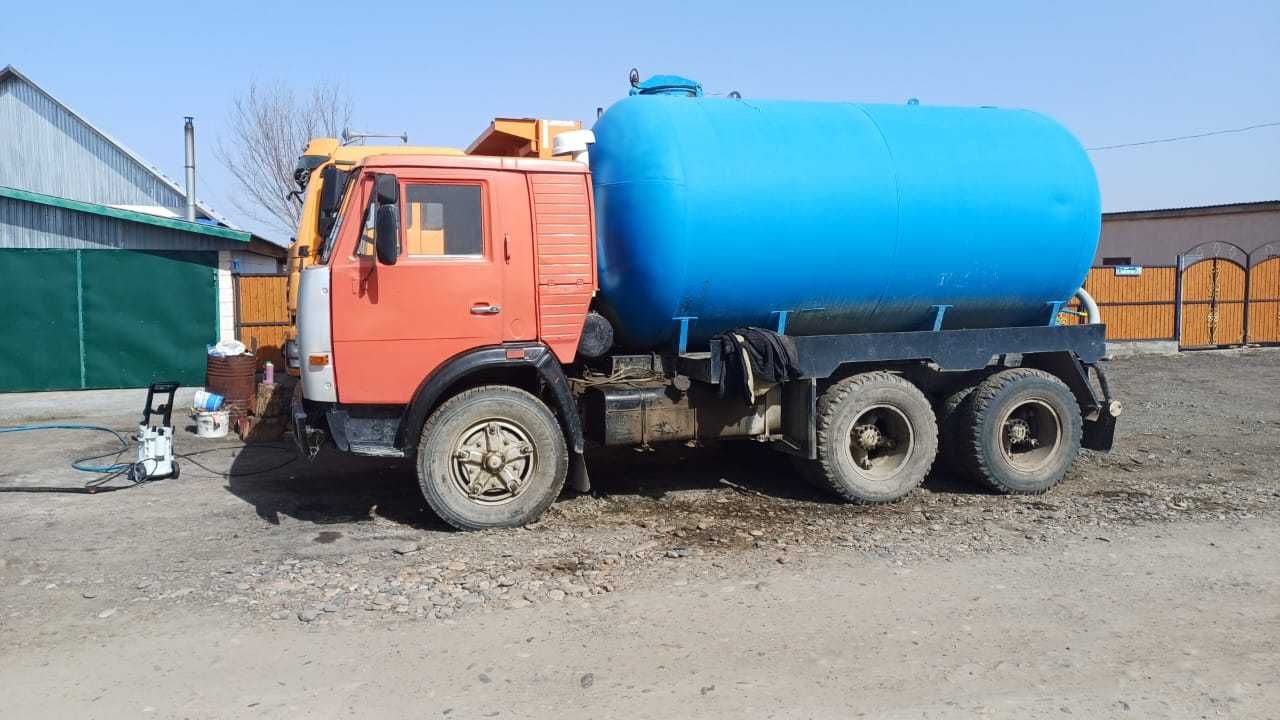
[[589, 90, 1100, 351]]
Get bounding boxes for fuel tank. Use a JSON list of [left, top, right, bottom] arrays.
[[589, 87, 1100, 351]]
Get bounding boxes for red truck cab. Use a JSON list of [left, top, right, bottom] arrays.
[[296, 154, 598, 528], [314, 154, 595, 404]]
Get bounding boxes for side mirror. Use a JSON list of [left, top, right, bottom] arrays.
[[374, 204, 400, 265], [374, 173, 400, 206]]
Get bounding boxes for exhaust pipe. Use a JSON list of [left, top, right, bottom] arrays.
[[183, 117, 196, 222]]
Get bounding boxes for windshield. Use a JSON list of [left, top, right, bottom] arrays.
[[318, 171, 360, 264]]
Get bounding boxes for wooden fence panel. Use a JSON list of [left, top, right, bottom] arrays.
[[1079, 266, 1177, 340], [235, 274, 290, 367]]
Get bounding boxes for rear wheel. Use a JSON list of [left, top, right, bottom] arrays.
[[936, 384, 977, 475], [807, 371, 937, 504], [955, 368, 1082, 494], [416, 385, 568, 530]]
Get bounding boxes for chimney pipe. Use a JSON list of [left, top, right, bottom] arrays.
[[183, 116, 196, 222]]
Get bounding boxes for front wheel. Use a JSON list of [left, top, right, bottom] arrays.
[[416, 385, 568, 530]]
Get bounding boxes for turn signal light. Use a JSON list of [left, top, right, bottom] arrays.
[[308, 354, 330, 366]]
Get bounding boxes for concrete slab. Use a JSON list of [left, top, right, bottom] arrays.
[[1105, 340, 1180, 358], [0, 386, 201, 425]]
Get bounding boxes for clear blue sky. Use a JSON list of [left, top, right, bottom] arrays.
[[6, 0, 1279, 240]]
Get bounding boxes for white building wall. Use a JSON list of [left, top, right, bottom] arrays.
[[217, 250, 235, 342], [230, 249, 282, 275]]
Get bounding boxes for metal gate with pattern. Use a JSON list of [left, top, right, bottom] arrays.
[[1177, 241, 1280, 348], [1247, 242, 1280, 344], [1178, 257, 1246, 348]]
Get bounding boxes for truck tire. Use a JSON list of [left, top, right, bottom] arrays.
[[955, 368, 1082, 494], [935, 384, 977, 475], [416, 385, 568, 530], [810, 371, 938, 504]]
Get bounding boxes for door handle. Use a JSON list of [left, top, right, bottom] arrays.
[[470, 304, 501, 315]]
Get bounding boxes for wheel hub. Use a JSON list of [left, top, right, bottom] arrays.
[[450, 419, 536, 505], [1006, 417, 1033, 445], [854, 424, 882, 450], [997, 399, 1062, 473], [847, 405, 912, 478]]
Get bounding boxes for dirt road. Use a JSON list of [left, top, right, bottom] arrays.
[[4, 520, 1277, 719], [2, 350, 1278, 718]]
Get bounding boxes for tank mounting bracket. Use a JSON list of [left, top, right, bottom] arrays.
[[1045, 300, 1066, 326], [673, 316, 698, 353], [930, 304, 953, 332]]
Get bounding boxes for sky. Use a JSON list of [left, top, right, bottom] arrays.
[[5, 0, 1279, 242]]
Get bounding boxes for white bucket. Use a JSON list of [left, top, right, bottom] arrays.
[[194, 409, 229, 439]]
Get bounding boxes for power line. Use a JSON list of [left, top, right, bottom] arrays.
[[1086, 121, 1280, 151]]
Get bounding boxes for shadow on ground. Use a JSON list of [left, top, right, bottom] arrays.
[[213, 437, 988, 530], [214, 444, 442, 529]]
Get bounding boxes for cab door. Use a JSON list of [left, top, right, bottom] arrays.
[[331, 168, 514, 404]]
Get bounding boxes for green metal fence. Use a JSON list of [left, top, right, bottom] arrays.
[[0, 249, 217, 391]]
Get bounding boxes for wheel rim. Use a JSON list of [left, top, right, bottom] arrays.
[[997, 399, 1062, 473], [450, 418, 537, 505], [847, 404, 914, 482]]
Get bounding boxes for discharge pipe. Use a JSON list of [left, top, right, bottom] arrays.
[[1074, 287, 1101, 325], [183, 117, 196, 222]]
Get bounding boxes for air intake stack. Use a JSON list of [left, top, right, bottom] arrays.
[[183, 116, 196, 222]]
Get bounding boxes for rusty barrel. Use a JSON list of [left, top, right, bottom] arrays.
[[206, 354, 257, 415]]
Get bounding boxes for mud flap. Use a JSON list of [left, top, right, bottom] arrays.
[[1083, 412, 1117, 452], [569, 452, 591, 493]]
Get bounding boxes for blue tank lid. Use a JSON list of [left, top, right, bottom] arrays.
[[628, 70, 703, 97]]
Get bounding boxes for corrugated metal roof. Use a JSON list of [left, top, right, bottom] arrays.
[[1104, 199, 1280, 221], [0, 64, 240, 230], [0, 185, 249, 242], [0, 198, 250, 252]]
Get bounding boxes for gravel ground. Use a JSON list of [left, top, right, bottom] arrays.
[[0, 349, 1277, 717], [1, 350, 1277, 630]]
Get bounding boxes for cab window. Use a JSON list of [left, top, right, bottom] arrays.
[[355, 190, 379, 257], [402, 184, 483, 257]]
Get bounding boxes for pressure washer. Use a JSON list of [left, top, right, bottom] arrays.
[[133, 381, 180, 481]]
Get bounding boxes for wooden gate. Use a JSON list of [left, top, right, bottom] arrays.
[[234, 273, 290, 366], [1248, 255, 1280, 344], [1179, 258, 1246, 348]]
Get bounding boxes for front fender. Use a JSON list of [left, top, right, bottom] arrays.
[[395, 343, 583, 456]]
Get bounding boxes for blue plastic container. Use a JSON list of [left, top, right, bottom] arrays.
[[193, 390, 224, 412], [590, 91, 1100, 351]]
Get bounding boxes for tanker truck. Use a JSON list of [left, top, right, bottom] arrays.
[[292, 73, 1120, 530]]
